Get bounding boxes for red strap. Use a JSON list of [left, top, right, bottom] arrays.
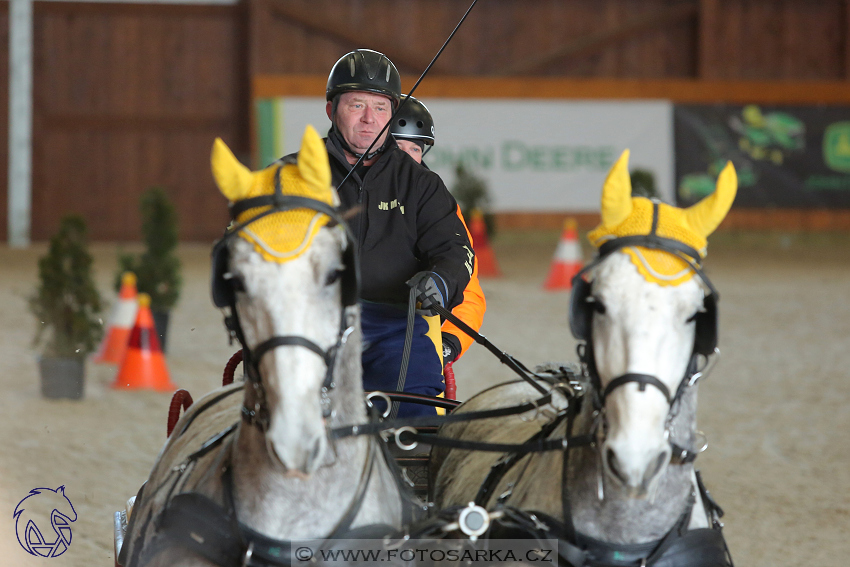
[[444, 361, 457, 400], [167, 389, 194, 437]]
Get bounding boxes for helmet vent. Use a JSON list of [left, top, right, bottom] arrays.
[[417, 121, 424, 128], [398, 119, 407, 127], [363, 52, 380, 80], [349, 58, 356, 77], [386, 65, 391, 82]]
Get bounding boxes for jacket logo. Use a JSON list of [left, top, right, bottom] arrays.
[[463, 244, 474, 276], [378, 200, 404, 214]]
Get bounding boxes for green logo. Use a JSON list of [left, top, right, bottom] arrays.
[[823, 122, 850, 172]]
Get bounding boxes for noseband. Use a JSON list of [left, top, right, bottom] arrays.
[[212, 165, 357, 431]]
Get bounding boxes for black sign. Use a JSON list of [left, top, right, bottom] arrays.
[[675, 104, 850, 208]]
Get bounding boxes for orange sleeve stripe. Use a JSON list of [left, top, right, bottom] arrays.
[[441, 205, 487, 358]]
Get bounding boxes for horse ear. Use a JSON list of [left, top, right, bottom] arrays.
[[600, 149, 633, 228], [683, 161, 737, 237], [297, 125, 332, 193], [211, 137, 254, 201]]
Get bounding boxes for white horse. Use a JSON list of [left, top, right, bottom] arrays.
[[119, 127, 407, 567], [430, 150, 736, 566]]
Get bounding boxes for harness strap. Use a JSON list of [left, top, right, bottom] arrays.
[[603, 373, 672, 405], [159, 493, 246, 567], [252, 336, 331, 367], [474, 412, 571, 506], [173, 386, 242, 440], [492, 501, 694, 567], [401, 431, 570, 454], [332, 390, 558, 439]]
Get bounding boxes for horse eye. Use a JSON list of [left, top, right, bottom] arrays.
[[325, 269, 344, 286]]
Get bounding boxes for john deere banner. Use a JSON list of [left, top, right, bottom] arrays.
[[255, 98, 674, 211], [675, 104, 850, 208]]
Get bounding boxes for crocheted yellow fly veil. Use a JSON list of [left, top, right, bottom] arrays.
[[210, 125, 338, 263], [587, 150, 737, 286]]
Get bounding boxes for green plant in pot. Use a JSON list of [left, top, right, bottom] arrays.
[[451, 162, 496, 238], [116, 186, 182, 352], [29, 215, 103, 399]]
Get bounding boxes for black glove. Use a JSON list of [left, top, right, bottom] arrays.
[[441, 332, 461, 366], [406, 271, 448, 316]]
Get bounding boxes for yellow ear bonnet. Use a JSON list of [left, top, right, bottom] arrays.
[[587, 152, 737, 286], [209, 127, 338, 263]]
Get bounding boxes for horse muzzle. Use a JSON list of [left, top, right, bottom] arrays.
[[601, 438, 671, 498]]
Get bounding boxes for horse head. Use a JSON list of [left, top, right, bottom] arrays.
[[211, 126, 358, 475], [574, 149, 736, 497]]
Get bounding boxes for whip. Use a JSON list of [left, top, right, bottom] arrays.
[[336, 0, 481, 190]]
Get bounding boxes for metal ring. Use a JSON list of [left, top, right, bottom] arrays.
[[365, 391, 392, 419], [394, 426, 418, 451]]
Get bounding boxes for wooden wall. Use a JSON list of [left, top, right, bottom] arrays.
[[3, 0, 850, 242], [30, 2, 248, 241], [698, 0, 850, 80], [249, 0, 850, 81]]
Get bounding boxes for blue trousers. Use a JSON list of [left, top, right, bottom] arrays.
[[361, 301, 443, 418]]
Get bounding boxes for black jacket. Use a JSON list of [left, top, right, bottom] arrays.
[[287, 134, 472, 307]]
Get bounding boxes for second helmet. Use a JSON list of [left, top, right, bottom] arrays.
[[391, 95, 435, 146]]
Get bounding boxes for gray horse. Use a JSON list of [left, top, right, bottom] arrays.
[[120, 128, 406, 567], [431, 150, 737, 566]]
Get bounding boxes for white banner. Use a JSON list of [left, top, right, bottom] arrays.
[[265, 97, 674, 211]]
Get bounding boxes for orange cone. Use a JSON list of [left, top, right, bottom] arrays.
[[111, 293, 176, 391], [469, 209, 501, 277], [94, 272, 139, 364], [544, 218, 583, 290]]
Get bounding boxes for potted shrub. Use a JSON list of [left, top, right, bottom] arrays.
[[116, 186, 182, 352], [29, 215, 103, 399], [451, 162, 496, 238]]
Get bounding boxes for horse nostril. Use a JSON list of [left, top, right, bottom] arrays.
[[605, 447, 627, 485], [644, 451, 668, 484]]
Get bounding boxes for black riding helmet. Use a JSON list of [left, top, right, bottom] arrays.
[[326, 49, 401, 106], [391, 95, 435, 147]]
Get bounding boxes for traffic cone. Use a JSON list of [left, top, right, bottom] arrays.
[[94, 272, 138, 364], [469, 209, 501, 277], [111, 293, 176, 391], [544, 218, 583, 290]]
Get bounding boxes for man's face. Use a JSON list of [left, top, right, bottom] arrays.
[[327, 91, 392, 155], [396, 139, 423, 164]]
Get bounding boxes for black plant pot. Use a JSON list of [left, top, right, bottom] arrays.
[[152, 310, 170, 353], [39, 356, 85, 400]]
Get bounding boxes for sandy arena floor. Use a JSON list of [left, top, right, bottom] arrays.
[[0, 231, 848, 566]]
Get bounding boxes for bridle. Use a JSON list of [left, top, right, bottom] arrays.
[[211, 163, 360, 431], [569, 202, 720, 460]]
